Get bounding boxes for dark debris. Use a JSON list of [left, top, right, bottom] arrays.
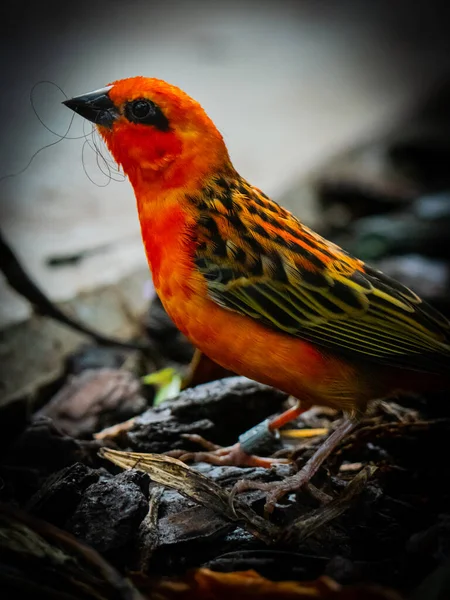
[[66, 470, 150, 561]]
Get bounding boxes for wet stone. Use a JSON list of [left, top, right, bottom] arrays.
[[26, 462, 104, 528], [36, 369, 148, 439], [124, 377, 288, 451], [66, 470, 150, 558]]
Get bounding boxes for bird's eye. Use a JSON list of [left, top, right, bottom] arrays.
[[130, 100, 152, 120], [124, 98, 170, 131]]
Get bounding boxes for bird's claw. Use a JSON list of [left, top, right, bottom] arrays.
[[228, 478, 281, 518], [230, 470, 312, 516], [166, 446, 290, 468], [167, 436, 290, 468]]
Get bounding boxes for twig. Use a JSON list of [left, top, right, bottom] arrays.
[[282, 465, 378, 542]]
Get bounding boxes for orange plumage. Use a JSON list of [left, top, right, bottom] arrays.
[[64, 77, 450, 509]]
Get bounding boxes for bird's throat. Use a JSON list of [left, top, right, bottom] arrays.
[[136, 192, 196, 291]]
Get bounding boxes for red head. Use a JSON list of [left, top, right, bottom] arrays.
[[64, 76, 231, 193]]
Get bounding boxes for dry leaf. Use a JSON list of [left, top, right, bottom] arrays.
[[99, 447, 280, 544], [132, 568, 403, 599]]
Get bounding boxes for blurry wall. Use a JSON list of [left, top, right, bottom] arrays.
[[1, 0, 450, 327]]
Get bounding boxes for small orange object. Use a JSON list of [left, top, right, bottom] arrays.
[[280, 428, 329, 439], [64, 78, 450, 511], [133, 567, 402, 599]]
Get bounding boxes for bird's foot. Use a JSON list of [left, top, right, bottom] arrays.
[[230, 466, 316, 515], [167, 433, 290, 468], [168, 401, 307, 468], [230, 417, 357, 516]]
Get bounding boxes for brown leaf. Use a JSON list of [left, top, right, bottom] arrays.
[[132, 568, 403, 599]]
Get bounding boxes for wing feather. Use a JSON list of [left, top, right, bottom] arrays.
[[194, 176, 450, 374]]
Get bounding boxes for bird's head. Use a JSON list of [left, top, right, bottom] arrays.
[[64, 76, 230, 190]]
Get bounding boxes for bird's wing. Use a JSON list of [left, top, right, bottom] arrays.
[[194, 178, 450, 374]]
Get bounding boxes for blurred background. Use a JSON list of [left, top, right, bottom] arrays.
[[2, 0, 450, 404]]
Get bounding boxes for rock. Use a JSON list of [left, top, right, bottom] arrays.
[[26, 462, 104, 527], [124, 377, 288, 451], [66, 470, 150, 557], [3, 417, 86, 476], [0, 269, 150, 411], [125, 416, 215, 454], [36, 369, 148, 438], [0, 504, 145, 600], [1, 417, 97, 503], [153, 490, 232, 547]]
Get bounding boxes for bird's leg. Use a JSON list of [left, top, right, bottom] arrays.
[[230, 417, 356, 514], [266, 401, 308, 431], [167, 400, 307, 468]]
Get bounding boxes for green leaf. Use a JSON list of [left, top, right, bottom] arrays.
[[141, 367, 182, 406]]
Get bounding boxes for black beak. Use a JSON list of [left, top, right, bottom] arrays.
[[63, 86, 118, 129]]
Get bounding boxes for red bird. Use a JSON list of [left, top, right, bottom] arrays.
[[64, 77, 450, 512]]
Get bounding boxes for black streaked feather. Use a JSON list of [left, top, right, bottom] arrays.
[[192, 174, 450, 375]]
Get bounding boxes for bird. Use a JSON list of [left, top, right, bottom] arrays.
[[64, 76, 450, 513]]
